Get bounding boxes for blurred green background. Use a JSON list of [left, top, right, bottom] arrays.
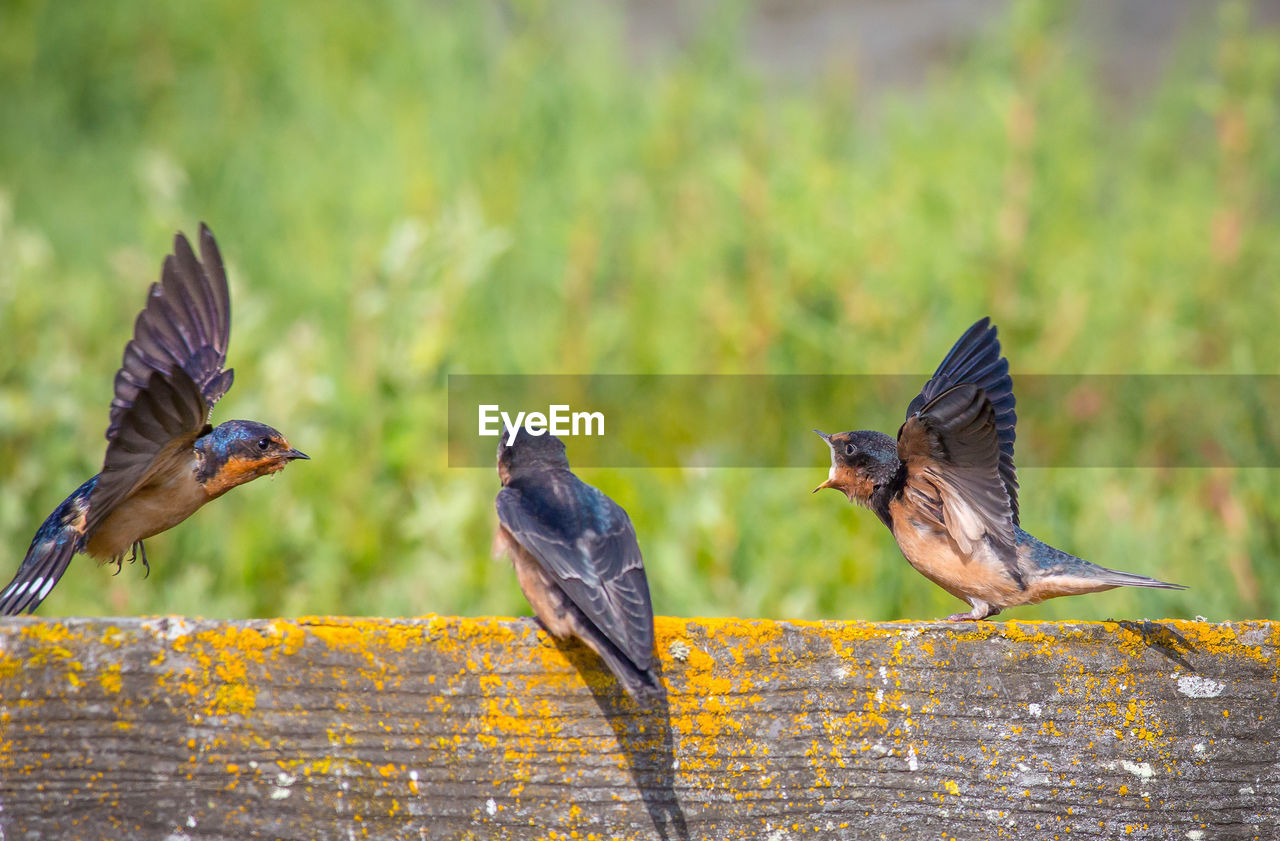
[[1, 0, 1277, 621]]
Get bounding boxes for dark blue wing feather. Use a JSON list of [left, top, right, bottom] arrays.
[[906, 317, 1019, 524], [106, 224, 233, 442], [898, 384, 1019, 580], [496, 473, 654, 672]]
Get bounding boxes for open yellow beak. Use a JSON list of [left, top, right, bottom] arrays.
[[812, 431, 838, 493]]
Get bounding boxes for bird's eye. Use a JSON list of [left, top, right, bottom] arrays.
[[844, 443, 855, 456], [257, 438, 272, 451]]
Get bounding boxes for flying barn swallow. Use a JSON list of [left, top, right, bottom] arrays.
[[814, 318, 1185, 621], [0, 225, 308, 615], [494, 428, 659, 701]]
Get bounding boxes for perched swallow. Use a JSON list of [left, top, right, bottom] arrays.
[[0, 225, 308, 615], [494, 428, 659, 701], [814, 317, 1185, 621]]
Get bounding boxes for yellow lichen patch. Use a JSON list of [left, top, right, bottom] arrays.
[[21, 622, 83, 668], [97, 665, 123, 694], [304, 618, 421, 658], [210, 683, 257, 716], [0, 651, 23, 682], [148, 621, 312, 719], [1001, 621, 1075, 657], [96, 625, 128, 648]]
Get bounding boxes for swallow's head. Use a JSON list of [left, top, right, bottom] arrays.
[[497, 426, 569, 485], [812, 429, 899, 504], [198, 420, 309, 497]]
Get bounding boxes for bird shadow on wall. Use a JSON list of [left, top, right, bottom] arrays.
[[553, 638, 690, 841], [1113, 619, 1196, 670]]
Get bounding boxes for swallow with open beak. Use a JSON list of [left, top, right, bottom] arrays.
[[814, 317, 1184, 620]]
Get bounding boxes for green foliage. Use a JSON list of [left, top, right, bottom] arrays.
[[1, 1, 1277, 620]]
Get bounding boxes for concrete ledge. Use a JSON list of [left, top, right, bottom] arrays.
[[1, 616, 1276, 840]]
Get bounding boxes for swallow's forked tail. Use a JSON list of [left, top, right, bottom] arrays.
[[542, 595, 662, 706], [1091, 566, 1188, 591], [0, 479, 94, 616]]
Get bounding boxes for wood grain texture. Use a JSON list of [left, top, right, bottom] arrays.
[[0, 616, 1276, 841]]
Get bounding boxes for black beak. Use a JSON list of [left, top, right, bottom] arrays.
[[814, 429, 832, 444], [282, 448, 310, 461]]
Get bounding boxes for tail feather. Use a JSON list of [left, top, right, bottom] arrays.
[[1017, 528, 1187, 598], [1091, 567, 1187, 591], [0, 480, 93, 616], [581, 625, 664, 704], [0, 537, 77, 616]]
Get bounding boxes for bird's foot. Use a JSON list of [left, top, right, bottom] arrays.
[[127, 541, 150, 578], [944, 603, 1001, 622], [136, 541, 150, 578]]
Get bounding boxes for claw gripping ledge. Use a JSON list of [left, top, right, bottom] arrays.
[[1, 616, 1276, 840]]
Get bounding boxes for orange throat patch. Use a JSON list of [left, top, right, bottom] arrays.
[[202, 455, 284, 498], [819, 465, 877, 505]]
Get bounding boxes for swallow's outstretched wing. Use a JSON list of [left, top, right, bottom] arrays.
[[496, 477, 655, 675], [905, 317, 1019, 524], [106, 224, 233, 439], [898, 383, 1021, 583], [87, 226, 233, 535]]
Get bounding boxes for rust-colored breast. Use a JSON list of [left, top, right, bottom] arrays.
[[85, 465, 210, 561], [495, 525, 576, 639], [887, 497, 1025, 608]]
